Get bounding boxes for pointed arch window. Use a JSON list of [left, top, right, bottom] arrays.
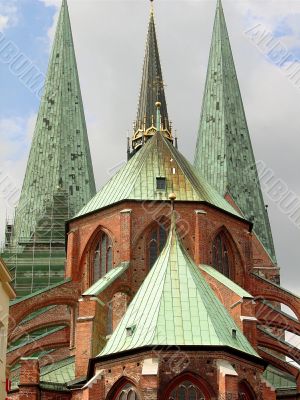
[[113, 384, 140, 400], [148, 223, 168, 268], [92, 231, 113, 283], [168, 381, 206, 400], [238, 381, 256, 400], [212, 232, 231, 278]]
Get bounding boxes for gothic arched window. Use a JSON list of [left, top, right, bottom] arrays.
[[212, 232, 231, 278], [114, 384, 140, 400], [92, 231, 113, 283], [238, 381, 256, 400], [169, 381, 206, 400], [148, 223, 168, 268]]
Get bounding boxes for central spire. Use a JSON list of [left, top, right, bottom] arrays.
[[130, 3, 173, 156]]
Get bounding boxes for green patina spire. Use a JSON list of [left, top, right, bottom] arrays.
[[194, 0, 276, 263], [130, 5, 173, 154], [3, 0, 96, 296], [99, 214, 258, 358]]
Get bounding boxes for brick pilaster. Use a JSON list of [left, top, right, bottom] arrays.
[[19, 357, 40, 400], [75, 297, 106, 378], [194, 210, 207, 265], [120, 209, 132, 262], [66, 228, 79, 280]]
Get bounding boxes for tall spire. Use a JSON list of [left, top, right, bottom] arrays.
[[4, 0, 96, 295], [194, 0, 276, 263], [130, 4, 173, 155]]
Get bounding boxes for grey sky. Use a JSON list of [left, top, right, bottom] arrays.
[[0, 0, 299, 296]]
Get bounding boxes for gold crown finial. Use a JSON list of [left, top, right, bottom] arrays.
[[155, 101, 161, 108], [169, 193, 176, 201], [169, 193, 176, 215]]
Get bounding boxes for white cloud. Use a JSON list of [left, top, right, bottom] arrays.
[[0, 114, 36, 247], [39, 0, 61, 44], [0, 1, 18, 32], [0, 15, 9, 32]]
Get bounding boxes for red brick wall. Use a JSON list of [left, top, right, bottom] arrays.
[[91, 349, 265, 399], [68, 201, 253, 295]]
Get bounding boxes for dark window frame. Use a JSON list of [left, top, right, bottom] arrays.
[[212, 232, 232, 278], [91, 231, 113, 284], [156, 176, 166, 191]]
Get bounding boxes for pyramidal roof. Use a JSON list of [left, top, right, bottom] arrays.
[[76, 133, 240, 219], [12, 0, 95, 245], [193, 0, 276, 263], [99, 218, 258, 357]]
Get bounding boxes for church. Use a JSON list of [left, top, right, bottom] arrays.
[[2, 0, 300, 399]]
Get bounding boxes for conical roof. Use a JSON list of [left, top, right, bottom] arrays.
[[99, 219, 258, 357], [194, 0, 276, 262], [12, 0, 96, 245], [76, 133, 240, 219]]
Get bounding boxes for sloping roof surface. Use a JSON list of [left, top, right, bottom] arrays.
[[76, 133, 241, 219], [40, 356, 75, 384], [83, 262, 129, 296], [200, 265, 253, 298], [263, 366, 296, 390], [99, 221, 258, 358]]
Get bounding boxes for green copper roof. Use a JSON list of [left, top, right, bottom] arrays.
[[7, 326, 65, 353], [83, 262, 129, 296], [4, 0, 95, 296], [76, 133, 240, 219], [10, 279, 71, 305], [131, 7, 172, 153], [12, 0, 95, 245], [99, 220, 258, 357], [200, 265, 253, 299], [40, 356, 75, 385], [194, 0, 276, 263], [263, 366, 296, 390]]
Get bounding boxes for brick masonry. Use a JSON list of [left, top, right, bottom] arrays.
[[6, 199, 300, 399]]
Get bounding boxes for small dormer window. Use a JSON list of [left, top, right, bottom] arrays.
[[156, 177, 166, 190], [126, 325, 136, 337]]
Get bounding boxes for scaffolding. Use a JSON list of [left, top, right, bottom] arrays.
[[1, 189, 71, 297]]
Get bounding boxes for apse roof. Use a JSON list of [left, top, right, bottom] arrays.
[[99, 219, 258, 358]]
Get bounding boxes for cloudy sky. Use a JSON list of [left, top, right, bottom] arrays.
[[0, 0, 299, 297]]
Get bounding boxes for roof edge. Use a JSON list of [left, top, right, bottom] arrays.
[[88, 344, 267, 380]]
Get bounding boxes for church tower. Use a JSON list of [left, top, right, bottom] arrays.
[[2, 0, 96, 297], [194, 0, 276, 265]]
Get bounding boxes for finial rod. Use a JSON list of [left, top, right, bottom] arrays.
[[169, 193, 177, 229], [150, 0, 154, 14], [169, 193, 176, 212], [155, 101, 161, 131]]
